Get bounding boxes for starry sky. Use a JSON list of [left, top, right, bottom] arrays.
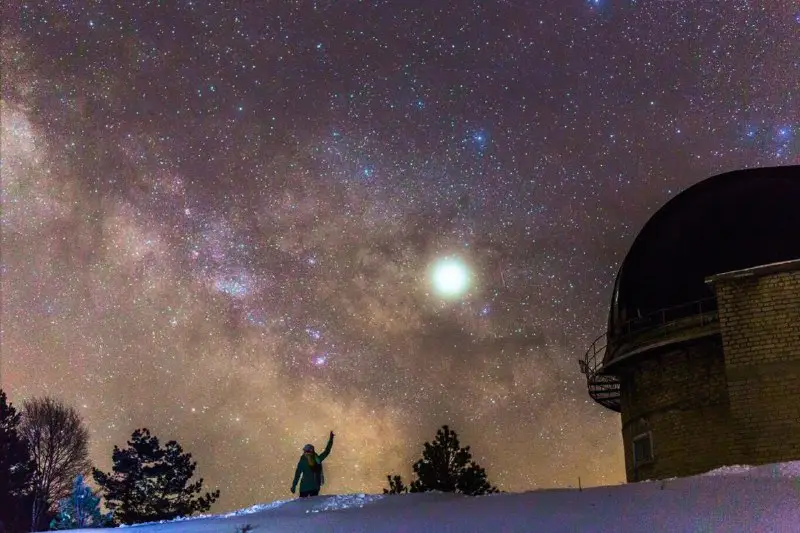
[[1, 0, 798, 512]]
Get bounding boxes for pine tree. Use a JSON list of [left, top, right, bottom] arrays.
[[0, 389, 35, 533], [385, 425, 498, 496], [93, 428, 220, 525], [49, 474, 111, 529], [383, 474, 408, 494]]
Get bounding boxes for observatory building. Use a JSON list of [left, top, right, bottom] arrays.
[[580, 165, 800, 482]]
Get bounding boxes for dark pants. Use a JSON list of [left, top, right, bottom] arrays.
[[299, 490, 319, 498]]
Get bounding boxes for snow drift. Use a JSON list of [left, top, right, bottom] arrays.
[[66, 461, 800, 532]]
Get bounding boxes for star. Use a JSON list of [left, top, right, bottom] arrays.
[[2, 0, 795, 514], [430, 257, 471, 299]]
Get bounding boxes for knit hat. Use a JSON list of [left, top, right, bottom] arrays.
[[303, 444, 315, 452]]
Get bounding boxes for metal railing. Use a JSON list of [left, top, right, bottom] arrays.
[[614, 297, 719, 338], [579, 333, 621, 412], [579, 297, 721, 413]]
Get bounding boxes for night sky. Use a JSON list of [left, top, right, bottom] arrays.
[[2, 0, 798, 511]]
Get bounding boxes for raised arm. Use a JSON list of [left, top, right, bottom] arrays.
[[318, 431, 334, 461]]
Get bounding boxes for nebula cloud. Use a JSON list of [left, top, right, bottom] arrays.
[[2, 1, 796, 510]]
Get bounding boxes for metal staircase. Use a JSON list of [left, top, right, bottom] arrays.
[[579, 333, 621, 412]]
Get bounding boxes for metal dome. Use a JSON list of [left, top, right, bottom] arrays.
[[607, 165, 800, 347]]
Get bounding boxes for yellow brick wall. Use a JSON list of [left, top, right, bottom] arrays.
[[619, 337, 733, 481], [712, 265, 800, 464], [609, 261, 800, 482]]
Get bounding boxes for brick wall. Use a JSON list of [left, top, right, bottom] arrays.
[[618, 337, 732, 481], [707, 260, 800, 465]]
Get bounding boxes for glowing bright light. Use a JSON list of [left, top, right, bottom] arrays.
[[430, 257, 471, 298]]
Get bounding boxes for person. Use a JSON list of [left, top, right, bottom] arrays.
[[291, 431, 334, 498]]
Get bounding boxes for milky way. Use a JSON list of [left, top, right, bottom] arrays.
[[1, 1, 798, 511]]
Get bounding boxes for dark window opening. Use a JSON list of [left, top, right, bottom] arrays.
[[633, 432, 654, 465]]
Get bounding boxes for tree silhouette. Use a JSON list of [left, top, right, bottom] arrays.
[[93, 428, 220, 525], [0, 390, 35, 533], [19, 396, 92, 531], [49, 474, 111, 529], [385, 425, 498, 496], [383, 474, 408, 495]]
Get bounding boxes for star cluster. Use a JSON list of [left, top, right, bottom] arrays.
[[2, 1, 798, 511]]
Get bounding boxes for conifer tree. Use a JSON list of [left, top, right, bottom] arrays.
[[385, 425, 498, 496], [93, 428, 220, 525], [49, 474, 111, 529], [383, 474, 408, 494], [0, 389, 35, 533]]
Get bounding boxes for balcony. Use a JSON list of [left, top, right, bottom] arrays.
[[579, 298, 720, 412], [579, 333, 621, 412]]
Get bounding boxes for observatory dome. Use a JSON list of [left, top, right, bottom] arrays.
[[607, 165, 800, 346]]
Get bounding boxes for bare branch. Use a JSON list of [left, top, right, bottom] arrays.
[[20, 396, 92, 530]]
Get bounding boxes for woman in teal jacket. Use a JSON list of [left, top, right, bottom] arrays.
[[291, 431, 334, 497]]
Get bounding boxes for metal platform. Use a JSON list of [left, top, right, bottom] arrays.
[[580, 333, 621, 412], [579, 298, 720, 413]]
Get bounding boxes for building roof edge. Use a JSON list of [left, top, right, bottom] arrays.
[[705, 258, 800, 285]]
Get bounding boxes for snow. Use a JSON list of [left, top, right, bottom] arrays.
[[66, 461, 800, 533]]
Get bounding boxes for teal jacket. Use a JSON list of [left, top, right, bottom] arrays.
[[291, 435, 334, 493]]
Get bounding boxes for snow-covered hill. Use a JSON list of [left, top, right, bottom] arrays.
[[68, 462, 800, 533]]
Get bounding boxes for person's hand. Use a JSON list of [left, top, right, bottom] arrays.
[[330, 430, 335, 438], [290, 487, 296, 494]]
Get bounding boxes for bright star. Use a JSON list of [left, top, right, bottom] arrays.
[[430, 257, 471, 298]]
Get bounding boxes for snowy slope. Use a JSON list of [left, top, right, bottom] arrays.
[[67, 462, 800, 533]]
